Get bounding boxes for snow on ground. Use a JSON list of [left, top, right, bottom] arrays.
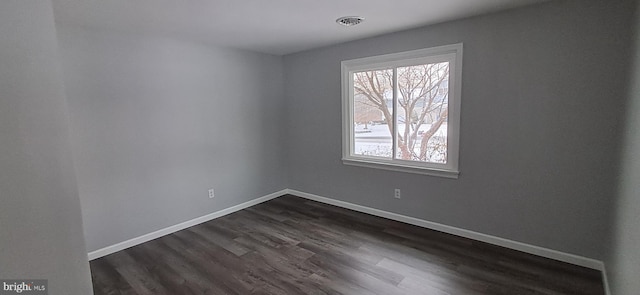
[[353, 123, 447, 161]]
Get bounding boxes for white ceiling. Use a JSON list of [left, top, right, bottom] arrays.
[[52, 0, 550, 56]]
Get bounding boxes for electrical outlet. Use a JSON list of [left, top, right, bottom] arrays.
[[208, 188, 215, 199], [394, 189, 401, 199]]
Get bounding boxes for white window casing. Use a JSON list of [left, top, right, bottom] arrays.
[[341, 43, 463, 178]]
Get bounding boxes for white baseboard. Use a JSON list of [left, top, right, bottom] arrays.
[[88, 187, 606, 277], [285, 189, 605, 271], [87, 189, 287, 260]]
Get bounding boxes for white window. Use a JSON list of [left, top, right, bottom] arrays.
[[341, 44, 462, 178]]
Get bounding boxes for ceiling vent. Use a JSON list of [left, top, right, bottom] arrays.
[[336, 16, 365, 27]]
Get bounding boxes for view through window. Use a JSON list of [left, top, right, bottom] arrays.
[[342, 44, 462, 177]]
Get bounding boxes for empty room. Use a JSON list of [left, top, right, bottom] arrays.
[[1, 0, 639, 294]]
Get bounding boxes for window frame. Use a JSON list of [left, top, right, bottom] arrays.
[[341, 43, 463, 178]]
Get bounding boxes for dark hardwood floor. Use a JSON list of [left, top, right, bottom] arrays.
[[90, 195, 604, 295]]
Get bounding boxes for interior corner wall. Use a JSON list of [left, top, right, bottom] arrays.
[[283, 0, 635, 260], [605, 0, 640, 293], [0, 1, 93, 294], [55, 25, 287, 253]]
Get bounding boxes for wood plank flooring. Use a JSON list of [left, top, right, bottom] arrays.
[[90, 195, 605, 295]]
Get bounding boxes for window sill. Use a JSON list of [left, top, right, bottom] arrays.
[[342, 158, 459, 179]]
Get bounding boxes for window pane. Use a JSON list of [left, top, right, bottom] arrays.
[[353, 69, 393, 158], [395, 62, 449, 163]]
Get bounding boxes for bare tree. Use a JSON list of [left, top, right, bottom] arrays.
[[353, 62, 449, 162]]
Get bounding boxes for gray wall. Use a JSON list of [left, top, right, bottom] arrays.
[[606, 1, 640, 294], [55, 25, 286, 252], [0, 1, 93, 294], [283, 0, 634, 260]]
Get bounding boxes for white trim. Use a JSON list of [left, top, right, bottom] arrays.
[[342, 158, 459, 178], [88, 188, 606, 274], [285, 189, 605, 271], [87, 189, 287, 260], [341, 43, 463, 177]]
